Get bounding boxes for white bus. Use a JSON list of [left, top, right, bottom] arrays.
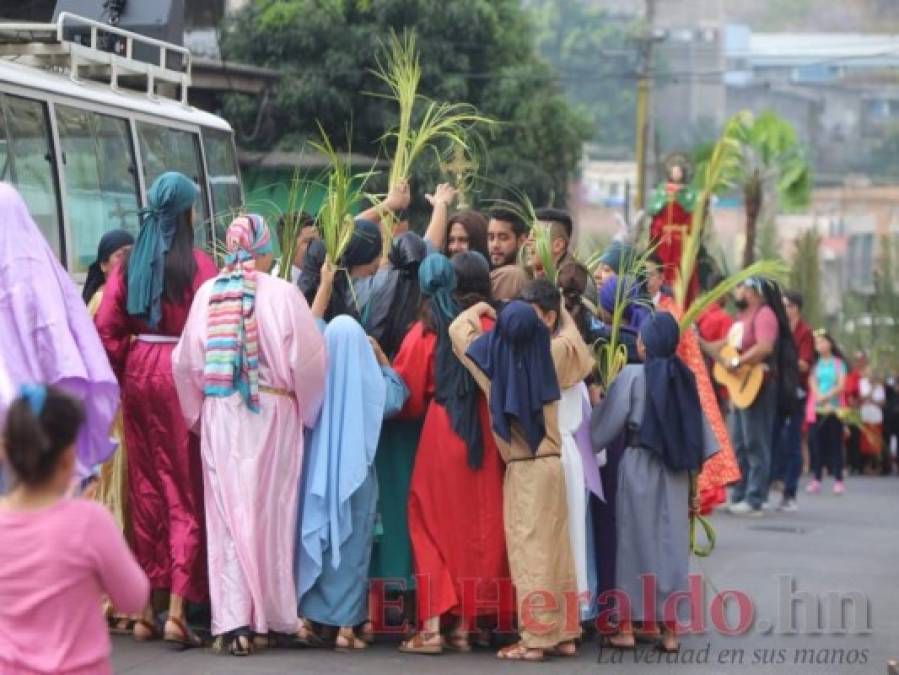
[[0, 12, 242, 278]]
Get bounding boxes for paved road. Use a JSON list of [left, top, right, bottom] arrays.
[[112, 475, 899, 674]]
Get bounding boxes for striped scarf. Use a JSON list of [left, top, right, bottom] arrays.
[[203, 214, 272, 412]]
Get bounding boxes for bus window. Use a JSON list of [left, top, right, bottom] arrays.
[[202, 127, 242, 242], [0, 94, 62, 258], [136, 121, 210, 249], [56, 105, 140, 273]]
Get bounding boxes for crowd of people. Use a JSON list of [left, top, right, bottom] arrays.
[[0, 170, 896, 672]]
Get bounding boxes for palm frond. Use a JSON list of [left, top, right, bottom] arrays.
[[370, 29, 495, 188], [532, 222, 558, 284], [678, 259, 789, 331], [309, 123, 378, 266], [675, 116, 745, 310]]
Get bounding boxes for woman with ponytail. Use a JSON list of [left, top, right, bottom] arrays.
[[172, 214, 327, 655], [0, 385, 149, 674], [398, 252, 512, 655]]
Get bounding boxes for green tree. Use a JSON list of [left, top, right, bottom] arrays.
[[733, 111, 812, 268], [788, 229, 823, 328], [528, 0, 638, 149], [219, 0, 590, 209]]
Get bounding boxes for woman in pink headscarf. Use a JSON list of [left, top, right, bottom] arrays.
[[173, 214, 326, 656]]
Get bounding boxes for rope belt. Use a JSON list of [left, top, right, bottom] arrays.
[[135, 334, 179, 344], [259, 385, 295, 399], [507, 453, 561, 463]]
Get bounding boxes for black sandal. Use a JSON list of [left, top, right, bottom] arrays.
[[228, 628, 253, 657]]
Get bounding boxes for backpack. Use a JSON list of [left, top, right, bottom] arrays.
[[760, 280, 800, 420]]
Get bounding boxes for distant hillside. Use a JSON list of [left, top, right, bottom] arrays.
[[726, 0, 899, 32]]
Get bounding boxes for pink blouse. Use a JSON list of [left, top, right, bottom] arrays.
[[0, 498, 149, 674]]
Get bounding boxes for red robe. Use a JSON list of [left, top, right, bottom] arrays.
[[95, 250, 218, 602], [650, 185, 700, 301], [398, 319, 513, 626]]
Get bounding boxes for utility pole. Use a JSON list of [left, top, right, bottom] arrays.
[[634, 0, 657, 214]]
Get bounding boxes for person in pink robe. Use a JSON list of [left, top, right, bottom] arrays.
[[94, 172, 218, 646], [172, 214, 326, 655]]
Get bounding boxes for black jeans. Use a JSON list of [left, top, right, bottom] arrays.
[[812, 414, 844, 481]]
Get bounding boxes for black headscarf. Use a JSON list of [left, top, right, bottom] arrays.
[[466, 300, 561, 454], [366, 232, 428, 358], [419, 253, 485, 469], [82, 229, 134, 304], [636, 312, 704, 472], [341, 218, 382, 268], [297, 238, 359, 322]]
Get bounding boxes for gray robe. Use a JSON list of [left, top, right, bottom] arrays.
[[590, 364, 718, 623]]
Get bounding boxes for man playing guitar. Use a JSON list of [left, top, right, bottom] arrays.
[[700, 278, 779, 517]]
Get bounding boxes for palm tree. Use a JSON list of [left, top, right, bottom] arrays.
[[692, 111, 812, 268], [732, 111, 812, 267]]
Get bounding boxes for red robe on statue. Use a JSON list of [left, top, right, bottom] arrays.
[[95, 250, 218, 602], [649, 183, 700, 302], [397, 319, 513, 627]]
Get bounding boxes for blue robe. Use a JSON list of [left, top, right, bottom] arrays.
[[296, 316, 408, 626]]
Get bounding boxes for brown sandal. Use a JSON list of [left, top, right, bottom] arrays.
[[546, 640, 578, 657], [357, 621, 375, 644], [497, 642, 545, 662], [295, 620, 324, 648], [398, 631, 443, 655], [444, 630, 471, 653], [163, 616, 204, 650], [335, 628, 367, 651], [132, 618, 159, 642], [599, 633, 636, 650]]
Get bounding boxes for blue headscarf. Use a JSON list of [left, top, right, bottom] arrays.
[[637, 311, 705, 472], [597, 241, 635, 275], [126, 172, 199, 328], [419, 253, 484, 469], [599, 274, 650, 330], [296, 315, 387, 598], [466, 300, 561, 454]]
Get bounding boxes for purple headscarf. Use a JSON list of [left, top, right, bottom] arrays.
[[0, 183, 119, 478]]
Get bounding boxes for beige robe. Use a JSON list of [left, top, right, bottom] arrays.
[[490, 265, 529, 302], [449, 305, 594, 649]]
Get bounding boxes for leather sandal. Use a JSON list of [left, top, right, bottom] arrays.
[[398, 631, 443, 655], [163, 616, 204, 650], [132, 618, 160, 643], [496, 642, 545, 662], [335, 628, 367, 651], [546, 640, 577, 657]]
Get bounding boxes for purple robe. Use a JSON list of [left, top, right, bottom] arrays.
[[0, 182, 118, 479]]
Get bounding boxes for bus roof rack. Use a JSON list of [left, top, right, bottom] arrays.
[[0, 12, 192, 105]]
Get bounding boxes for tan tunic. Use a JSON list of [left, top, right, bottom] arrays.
[[489, 265, 529, 302], [449, 304, 594, 648]]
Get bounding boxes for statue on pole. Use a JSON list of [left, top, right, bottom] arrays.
[[648, 153, 699, 301]]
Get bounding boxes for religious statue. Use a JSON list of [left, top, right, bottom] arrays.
[[648, 153, 699, 301]]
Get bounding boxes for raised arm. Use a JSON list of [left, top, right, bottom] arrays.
[[449, 303, 495, 395], [357, 180, 411, 227], [421, 183, 458, 250]]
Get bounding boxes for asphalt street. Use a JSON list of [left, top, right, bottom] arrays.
[[112, 475, 899, 674]]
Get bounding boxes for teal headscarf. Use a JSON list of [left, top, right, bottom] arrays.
[[126, 172, 199, 328]]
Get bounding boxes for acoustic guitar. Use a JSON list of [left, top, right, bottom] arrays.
[[712, 344, 765, 409]]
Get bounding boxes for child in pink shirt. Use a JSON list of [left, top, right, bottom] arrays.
[[0, 385, 149, 674]]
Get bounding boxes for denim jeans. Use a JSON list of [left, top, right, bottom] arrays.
[[729, 380, 777, 509], [772, 405, 804, 499]]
